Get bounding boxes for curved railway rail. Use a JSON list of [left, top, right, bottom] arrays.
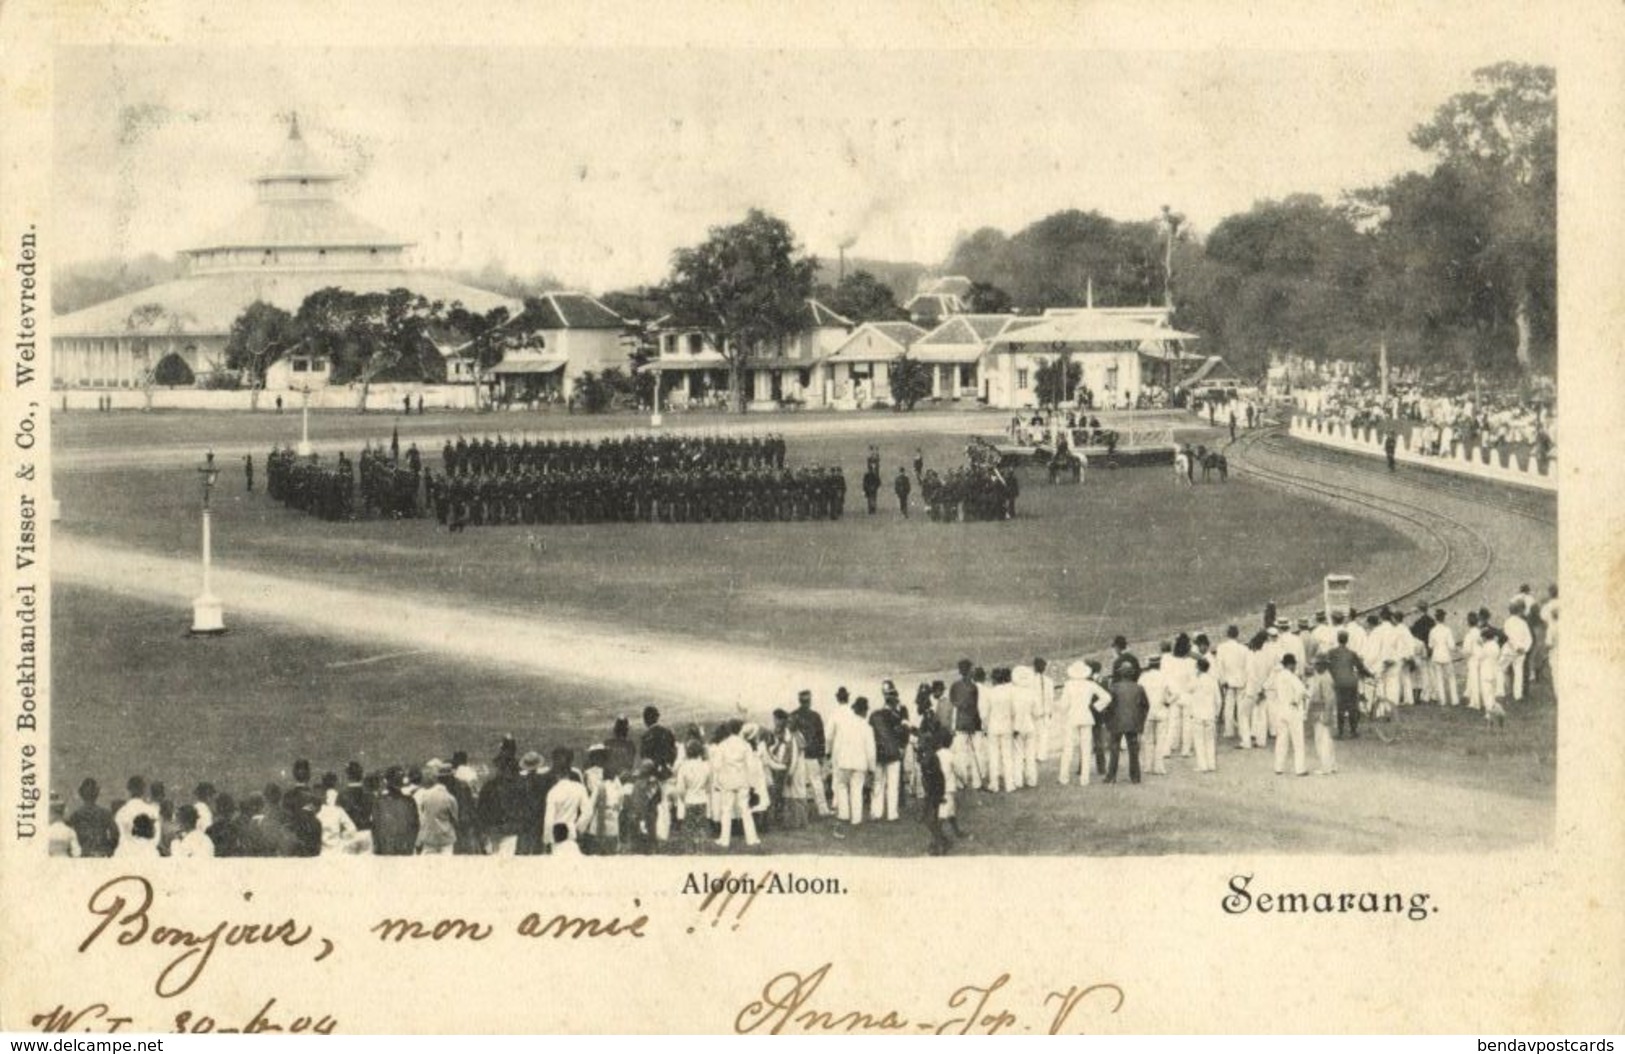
[[1225, 425, 1513, 614], [1250, 432, 1556, 527]]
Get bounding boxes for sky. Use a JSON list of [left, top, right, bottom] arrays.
[[52, 46, 1523, 293]]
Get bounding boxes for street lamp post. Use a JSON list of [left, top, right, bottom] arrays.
[[297, 385, 314, 457], [190, 450, 226, 635]]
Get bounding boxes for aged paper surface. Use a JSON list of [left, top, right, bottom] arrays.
[[1, 0, 1621, 1035]]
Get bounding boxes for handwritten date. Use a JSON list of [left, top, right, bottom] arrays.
[[32, 999, 335, 1034]]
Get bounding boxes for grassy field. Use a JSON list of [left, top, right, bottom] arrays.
[[50, 411, 1559, 855], [54, 426, 1418, 673]]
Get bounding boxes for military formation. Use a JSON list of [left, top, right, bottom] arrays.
[[266, 446, 361, 522], [427, 432, 846, 527], [918, 439, 1020, 522]]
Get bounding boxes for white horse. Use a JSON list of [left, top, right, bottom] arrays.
[[1173, 450, 1191, 484]]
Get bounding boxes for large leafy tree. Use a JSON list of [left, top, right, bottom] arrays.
[[1407, 61, 1556, 369], [224, 300, 302, 410], [889, 355, 932, 411], [964, 281, 1013, 314], [1180, 195, 1376, 373], [294, 287, 443, 412], [663, 209, 819, 412], [1034, 356, 1083, 409], [438, 302, 513, 410], [818, 269, 903, 322], [945, 210, 1162, 309]]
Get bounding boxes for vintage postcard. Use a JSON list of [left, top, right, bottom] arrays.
[[1, 0, 1621, 1036]]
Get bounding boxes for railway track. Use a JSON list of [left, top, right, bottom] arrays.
[[1226, 425, 1501, 613]]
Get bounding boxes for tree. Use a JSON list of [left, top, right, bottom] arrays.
[[944, 210, 1162, 309], [124, 302, 198, 410], [889, 355, 932, 411], [1408, 62, 1555, 368], [1182, 195, 1376, 372], [153, 352, 195, 387], [570, 370, 615, 413], [438, 303, 513, 410], [964, 281, 1013, 314], [295, 288, 443, 412], [819, 270, 903, 322], [663, 209, 819, 412], [225, 301, 302, 410], [1033, 356, 1082, 409]]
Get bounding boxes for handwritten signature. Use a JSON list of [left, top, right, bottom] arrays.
[[735, 962, 1123, 1035], [78, 875, 336, 998]]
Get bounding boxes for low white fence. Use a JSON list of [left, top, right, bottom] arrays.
[[1288, 414, 1556, 493], [55, 383, 482, 413]]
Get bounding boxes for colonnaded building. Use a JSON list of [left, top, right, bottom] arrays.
[[51, 118, 631, 400]]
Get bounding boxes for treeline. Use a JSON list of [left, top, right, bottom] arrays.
[[948, 63, 1556, 377]]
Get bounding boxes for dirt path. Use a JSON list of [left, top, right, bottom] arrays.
[[54, 535, 880, 721]]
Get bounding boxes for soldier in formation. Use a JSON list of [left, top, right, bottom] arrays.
[[427, 432, 839, 528], [266, 445, 359, 522], [917, 440, 1020, 522]]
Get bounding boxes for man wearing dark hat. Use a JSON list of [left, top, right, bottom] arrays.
[[370, 768, 419, 855], [1105, 660, 1150, 784], [515, 751, 550, 856], [948, 659, 987, 791], [789, 690, 830, 818], [639, 706, 678, 780]]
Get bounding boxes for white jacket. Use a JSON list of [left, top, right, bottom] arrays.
[[828, 708, 877, 771], [1215, 639, 1250, 688], [1062, 664, 1110, 728]]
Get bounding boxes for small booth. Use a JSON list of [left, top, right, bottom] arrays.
[[1323, 574, 1355, 620]]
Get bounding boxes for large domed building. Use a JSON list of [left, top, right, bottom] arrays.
[[52, 117, 526, 390]]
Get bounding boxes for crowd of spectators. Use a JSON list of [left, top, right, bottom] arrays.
[[1304, 379, 1557, 461], [47, 578, 1555, 860]]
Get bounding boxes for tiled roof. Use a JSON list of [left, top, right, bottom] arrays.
[[523, 292, 627, 330], [825, 321, 927, 362], [987, 312, 1198, 347], [53, 270, 519, 338], [190, 199, 410, 253], [1175, 356, 1239, 388], [805, 298, 854, 328], [916, 314, 1023, 346]]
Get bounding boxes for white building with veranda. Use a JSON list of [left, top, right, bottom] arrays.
[[52, 116, 516, 390]]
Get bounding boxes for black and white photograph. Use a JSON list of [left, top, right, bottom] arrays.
[[2, 0, 1620, 1037], [41, 45, 1560, 861]]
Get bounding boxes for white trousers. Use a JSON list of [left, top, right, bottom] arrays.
[[833, 768, 868, 825], [1501, 650, 1527, 701], [953, 732, 987, 789], [1429, 660, 1459, 706], [1313, 721, 1336, 773], [1273, 713, 1307, 775], [870, 760, 901, 821], [715, 787, 760, 847], [989, 733, 1018, 792], [1016, 731, 1039, 787], [1058, 725, 1092, 784], [803, 758, 831, 816], [1223, 685, 1243, 737], [1192, 718, 1217, 772]]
